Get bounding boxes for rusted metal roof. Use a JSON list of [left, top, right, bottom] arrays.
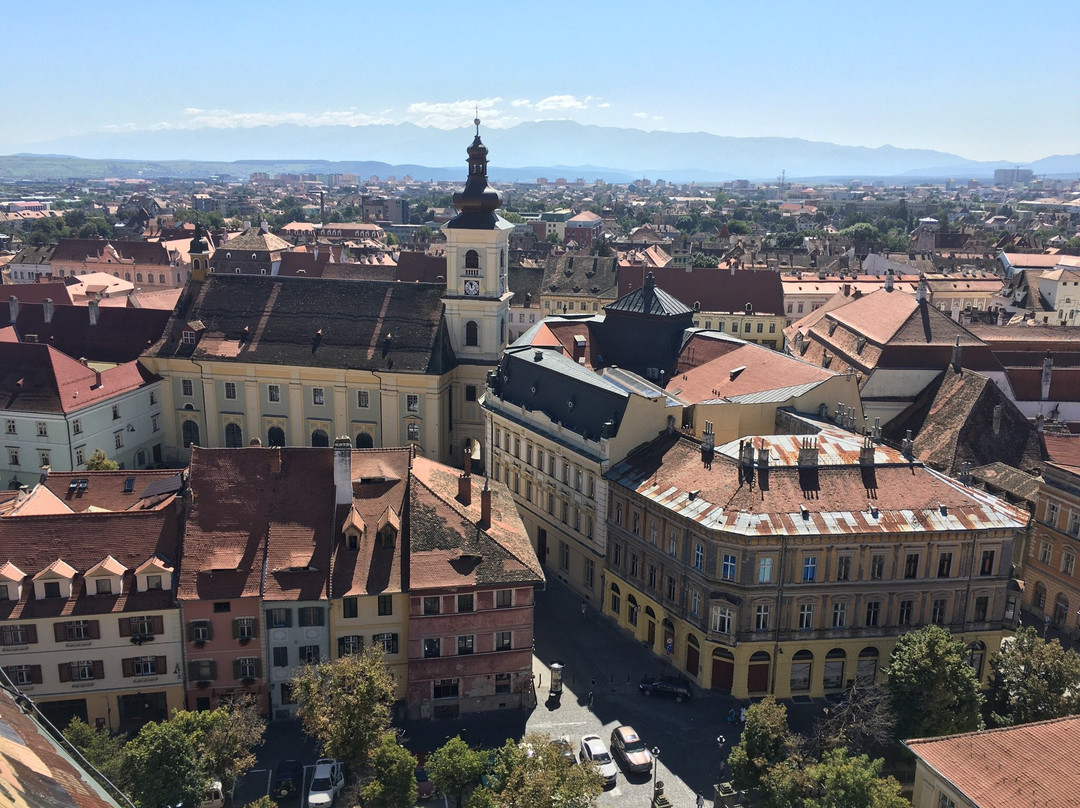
[[608, 425, 1030, 538]]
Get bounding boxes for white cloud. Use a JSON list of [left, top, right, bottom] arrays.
[[403, 97, 515, 129], [511, 98, 532, 107], [534, 94, 600, 112], [634, 111, 663, 121], [150, 107, 394, 130]]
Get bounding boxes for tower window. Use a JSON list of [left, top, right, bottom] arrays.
[[465, 321, 479, 347], [465, 250, 479, 269]]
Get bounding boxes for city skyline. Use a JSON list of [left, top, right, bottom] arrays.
[[3, 0, 1078, 163]]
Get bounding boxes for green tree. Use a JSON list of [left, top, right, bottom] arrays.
[[729, 696, 794, 792], [291, 646, 396, 772], [427, 735, 486, 808], [546, 232, 562, 244], [64, 209, 88, 229], [689, 252, 718, 268], [885, 624, 984, 740], [477, 733, 602, 808], [123, 720, 206, 808], [498, 210, 524, 223], [805, 749, 908, 808], [241, 798, 279, 808], [63, 718, 129, 798], [170, 694, 265, 784], [726, 219, 752, 235], [759, 755, 815, 808], [85, 448, 119, 471], [988, 627, 1080, 726], [840, 222, 881, 248], [359, 732, 417, 808]]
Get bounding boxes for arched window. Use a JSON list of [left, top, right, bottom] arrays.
[[311, 429, 329, 447], [824, 648, 846, 690], [159, 274, 166, 284], [267, 427, 285, 447], [355, 432, 374, 449], [136, 273, 143, 283], [224, 422, 243, 448], [181, 420, 200, 448], [857, 647, 879, 681], [1053, 593, 1070, 627], [465, 321, 479, 347], [124, 273, 131, 281], [465, 249, 479, 269], [790, 649, 813, 692]]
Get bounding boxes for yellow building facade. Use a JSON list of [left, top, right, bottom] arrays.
[[601, 424, 1028, 699]]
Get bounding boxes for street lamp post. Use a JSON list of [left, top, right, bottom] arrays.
[[652, 746, 661, 790]]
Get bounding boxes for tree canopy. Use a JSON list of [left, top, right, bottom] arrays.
[[292, 646, 397, 772], [169, 694, 265, 784], [84, 448, 119, 471], [728, 696, 794, 792], [988, 627, 1080, 726], [885, 624, 984, 739], [471, 733, 603, 808], [359, 732, 418, 808], [123, 720, 206, 808], [427, 735, 486, 808], [805, 749, 908, 808]]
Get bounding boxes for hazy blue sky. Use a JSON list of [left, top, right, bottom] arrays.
[[4, 0, 1077, 161]]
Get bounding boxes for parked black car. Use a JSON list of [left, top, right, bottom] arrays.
[[272, 760, 303, 799], [638, 675, 692, 702]]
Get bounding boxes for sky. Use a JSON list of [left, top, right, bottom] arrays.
[[3, 0, 1078, 162]]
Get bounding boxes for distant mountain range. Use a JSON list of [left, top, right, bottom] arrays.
[[5, 121, 1080, 182]]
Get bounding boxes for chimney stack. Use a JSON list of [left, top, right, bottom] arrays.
[[798, 437, 819, 467], [458, 451, 472, 506], [951, 336, 962, 373], [42, 297, 54, 324], [479, 477, 491, 529], [701, 421, 715, 469], [7, 295, 17, 323], [859, 434, 875, 466], [88, 299, 99, 326], [884, 270, 894, 292], [333, 436, 353, 505], [992, 404, 1003, 435], [901, 429, 914, 458], [1041, 352, 1053, 401]]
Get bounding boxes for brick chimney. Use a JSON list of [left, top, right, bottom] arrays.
[[333, 436, 353, 505], [458, 453, 472, 506], [88, 298, 100, 326], [479, 477, 491, 529]]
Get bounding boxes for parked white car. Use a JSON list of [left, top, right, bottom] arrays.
[[307, 759, 345, 807], [579, 734, 618, 787]]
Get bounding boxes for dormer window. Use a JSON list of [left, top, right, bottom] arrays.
[[95, 579, 112, 595], [86, 556, 126, 597], [182, 331, 195, 344], [346, 534, 359, 550], [33, 560, 76, 599], [135, 556, 173, 593]]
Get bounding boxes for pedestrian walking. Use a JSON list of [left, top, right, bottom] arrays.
[[588, 690, 594, 709], [696, 795, 705, 808], [739, 706, 747, 724], [581, 600, 587, 618]]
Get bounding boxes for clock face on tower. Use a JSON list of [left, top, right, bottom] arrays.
[[464, 280, 480, 296]]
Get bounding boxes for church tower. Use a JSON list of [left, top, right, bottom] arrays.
[[188, 223, 212, 282], [441, 118, 513, 362]]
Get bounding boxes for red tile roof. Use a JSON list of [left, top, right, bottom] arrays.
[[182, 447, 335, 602], [38, 470, 181, 512], [619, 266, 784, 316], [0, 509, 180, 620], [329, 448, 411, 599], [408, 458, 543, 591], [0, 342, 157, 414], [906, 716, 1080, 808], [671, 337, 834, 403]]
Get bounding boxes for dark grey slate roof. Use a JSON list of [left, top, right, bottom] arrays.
[[490, 346, 629, 443], [508, 263, 544, 307], [541, 253, 618, 301], [605, 275, 692, 317], [151, 274, 454, 374]]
